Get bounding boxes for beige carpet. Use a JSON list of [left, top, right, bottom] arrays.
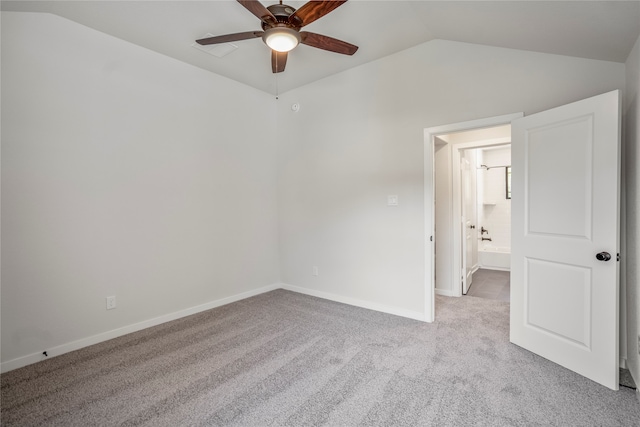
[[2, 289, 639, 426]]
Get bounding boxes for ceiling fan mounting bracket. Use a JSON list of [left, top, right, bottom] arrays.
[[262, 3, 302, 30]]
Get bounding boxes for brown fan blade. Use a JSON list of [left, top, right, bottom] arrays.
[[289, 1, 347, 27], [300, 32, 358, 55], [237, 0, 277, 25], [196, 31, 263, 45], [272, 50, 288, 73]]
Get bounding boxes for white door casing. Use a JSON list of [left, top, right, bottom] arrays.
[[510, 90, 620, 390]]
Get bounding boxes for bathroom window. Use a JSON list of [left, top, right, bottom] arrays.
[[506, 167, 512, 199]]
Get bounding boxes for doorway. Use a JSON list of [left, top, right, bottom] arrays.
[[462, 144, 512, 298], [424, 91, 621, 390], [432, 125, 512, 299], [423, 113, 521, 322]]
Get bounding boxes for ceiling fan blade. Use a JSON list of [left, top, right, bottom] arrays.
[[289, 0, 347, 27], [272, 50, 288, 73], [196, 31, 263, 45], [237, 0, 277, 25], [300, 32, 358, 55]]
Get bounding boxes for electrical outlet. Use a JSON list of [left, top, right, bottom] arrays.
[[106, 296, 116, 310], [312, 266, 319, 276]]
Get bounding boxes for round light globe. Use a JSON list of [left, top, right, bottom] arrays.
[[263, 27, 301, 53]]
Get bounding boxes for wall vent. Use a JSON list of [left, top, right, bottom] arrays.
[[191, 34, 238, 58]]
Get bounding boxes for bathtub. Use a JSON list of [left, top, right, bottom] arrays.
[[479, 246, 511, 271]]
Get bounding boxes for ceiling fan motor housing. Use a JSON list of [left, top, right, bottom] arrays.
[[262, 4, 302, 30]]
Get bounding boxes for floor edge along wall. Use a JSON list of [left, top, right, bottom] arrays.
[[1, 283, 426, 373]]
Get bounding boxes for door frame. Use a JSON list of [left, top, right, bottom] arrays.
[[423, 113, 522, 321]]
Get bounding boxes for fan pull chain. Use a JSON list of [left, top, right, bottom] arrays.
[[275, 62, 279, 99]]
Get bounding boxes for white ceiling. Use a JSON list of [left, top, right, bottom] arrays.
[[2, 1, 639, 95]]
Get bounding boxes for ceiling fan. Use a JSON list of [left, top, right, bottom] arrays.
[[196, 0, 358, 73]]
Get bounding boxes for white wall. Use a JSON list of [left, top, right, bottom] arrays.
[[276, 39, 625, 319], [1, 12, 280, 368], [2, 12, 635, 376], [624, 33, 640, 386]]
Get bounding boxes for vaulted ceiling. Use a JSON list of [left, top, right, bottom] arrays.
[[2, 1, 639, 95]]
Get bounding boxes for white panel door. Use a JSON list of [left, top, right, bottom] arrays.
[[461, 157, 473, 294], [510, 90, 620, 389]]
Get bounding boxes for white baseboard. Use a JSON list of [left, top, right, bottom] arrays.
[[480, 266, 511, 272], [280, 283, 426, 322], [3, 283, 429, 373], [435, 288, 455, 297], [0, 283, 281, 373]]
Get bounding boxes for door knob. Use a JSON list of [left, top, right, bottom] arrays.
[[596, 252, 611, 261]]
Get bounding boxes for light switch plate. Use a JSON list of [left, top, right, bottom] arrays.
[[387, 195, 398, 206]]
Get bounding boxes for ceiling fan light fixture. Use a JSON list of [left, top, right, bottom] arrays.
[[263, 27, 300, 52]]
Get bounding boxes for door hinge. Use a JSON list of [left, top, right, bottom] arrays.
[[430, 235, 433, 242], [617, 253, 620, 262]]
